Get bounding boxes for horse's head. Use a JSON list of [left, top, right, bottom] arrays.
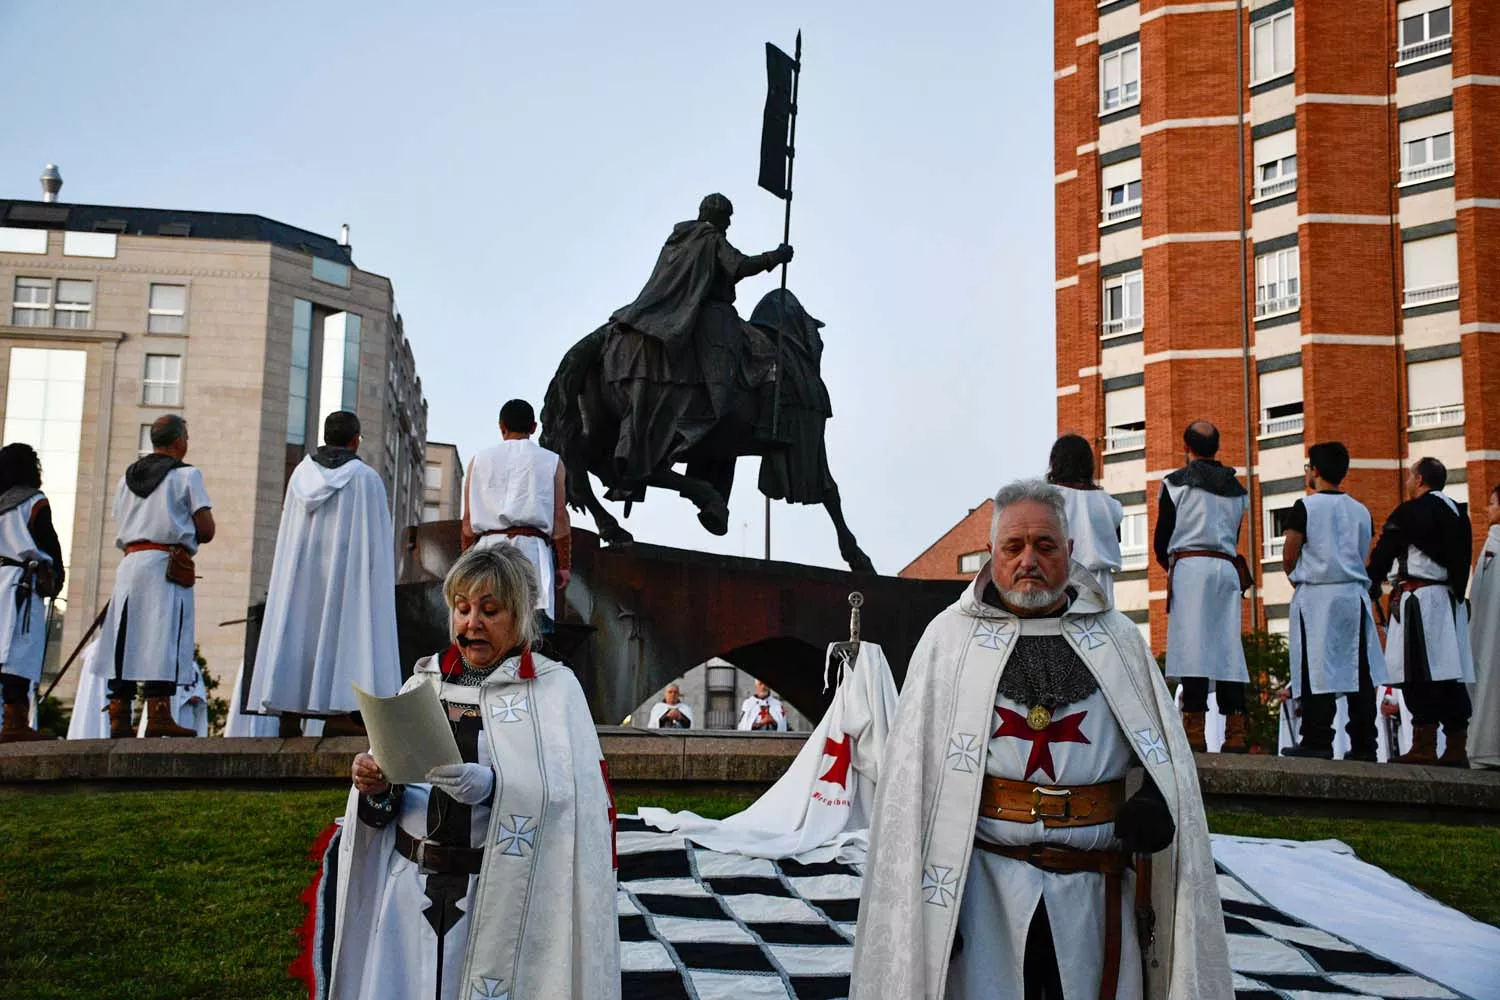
[[749, 288, 824, 337]]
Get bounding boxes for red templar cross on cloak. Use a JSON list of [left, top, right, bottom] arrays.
[[818, 734, 853, 789], [993, 707, 1089, 781]]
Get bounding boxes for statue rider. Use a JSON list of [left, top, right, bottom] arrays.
[[602, 194, 792, 504]]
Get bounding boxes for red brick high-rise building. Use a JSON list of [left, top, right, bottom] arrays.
[[1053, 0, 1500, 646]]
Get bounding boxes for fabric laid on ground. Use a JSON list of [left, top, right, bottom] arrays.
[[1212, 834, 1499, 1000], [639, 643, 897, 864], [615, 816, 1485, 1000]]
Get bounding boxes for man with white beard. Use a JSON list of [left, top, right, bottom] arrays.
[[1370, 457, 1475, 766], [738, 678, 788, 731], [648, 682, 694, 729], [851, 479, 1231, 1000], [1155, 421, 1251, 754], [246, 411, 401, 736], [1468, 482, 1500, 768]]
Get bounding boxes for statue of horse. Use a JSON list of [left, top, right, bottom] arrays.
[[540, 288, 875, 574]]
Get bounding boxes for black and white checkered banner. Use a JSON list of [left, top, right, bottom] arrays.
[[615, 816, 1472, 1000]]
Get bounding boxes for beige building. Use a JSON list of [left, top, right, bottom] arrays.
[[0, 182, 427, 698], [422, 442, 463, 522]]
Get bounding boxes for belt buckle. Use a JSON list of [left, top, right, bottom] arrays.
[[415, 838, 438, 875], [1032, 786, 1071, 822]]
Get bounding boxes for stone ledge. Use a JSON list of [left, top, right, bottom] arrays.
[[3, 731, 1498, 821]]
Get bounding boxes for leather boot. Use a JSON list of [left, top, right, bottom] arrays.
[[1220, 713, 1250, 754], [1437, 726, 1469, 768], [277, 713, 303, 738], [108, 697, 134, 739], [0, 702, 50, 742], [1182, 711, 1207, 753], [319, 713, 367, 737], [142, 697, 195, 738], [1394, 723, 1439, 765]]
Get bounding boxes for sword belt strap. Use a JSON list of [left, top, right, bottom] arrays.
[[395, 826, 484, 875], [977, 775, 1126, 828]]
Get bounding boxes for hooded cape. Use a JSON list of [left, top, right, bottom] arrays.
[[246, 455, 400, 714], [849, 562, 1231, 1000], [1470, 526, 1500, 768], [327, 649, 619, 1000], [609, 220, 745, 347], [1164, 459, 1246, 498], [125, 454, 189, 498]]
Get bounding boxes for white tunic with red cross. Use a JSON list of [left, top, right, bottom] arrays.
[[948, 684, 1142, 1000]]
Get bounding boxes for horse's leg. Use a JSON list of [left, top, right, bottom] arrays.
[[648, 466, 731, 536], [684, 457, 738, 533], [823, 482, 876, 574], [574, 465, 633, 546]]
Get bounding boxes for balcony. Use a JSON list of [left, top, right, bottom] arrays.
[[1403, 282, 1459, 307], [1401, 158, 1455, 185], [1397, 34, 1452, 65], [1255, 292, 1300, 318], [1102, 315, 1144, 338], [1409, 403, 1464, 430], [1101, 201, 1142, 226], [1260, 413, 1305, 438], [1105, 428, 1146, 453], [1120, 547, 1149, 571], [1254, 176, 1297, 201]]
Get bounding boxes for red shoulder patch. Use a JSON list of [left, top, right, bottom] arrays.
[[518, 646, 536, 680], [439, 644, 464, 678]]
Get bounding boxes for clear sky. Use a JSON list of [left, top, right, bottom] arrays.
[[0, 1, 1056, 575]]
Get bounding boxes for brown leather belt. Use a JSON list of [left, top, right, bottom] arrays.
[[1389, 578, 1447, 623], [123, 541, 174, 555], [973, 840, 1149, 1000], [978, 775, 1125, 828], [395, 827, 484, 875], [479, 526, 554, 548], [1168, 548, 1252, 609]]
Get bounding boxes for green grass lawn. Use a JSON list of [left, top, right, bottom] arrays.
[[0, 789, 1494, 999]]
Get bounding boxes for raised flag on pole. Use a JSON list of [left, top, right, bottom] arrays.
[[757, 40, 799, 199]]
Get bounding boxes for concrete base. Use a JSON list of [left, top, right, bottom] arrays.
[[3, 730, 1498, 822]]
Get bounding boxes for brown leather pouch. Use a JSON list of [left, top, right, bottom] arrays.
[[166, 548, 196, 588], [1232, 553, 1254, 593]]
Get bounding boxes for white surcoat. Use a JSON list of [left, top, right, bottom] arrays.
[[1469, 527, 1500, 768], [737, 694, 788, 730], [0, 493, 53, 684], [1288, 492, 1387, 696], [469, 439, 560, 616], [1163, 480, 1249, 684], [98, 466, 212, 685], [1059, 486, 1124, 606], [1385, 492, 1476, 686]]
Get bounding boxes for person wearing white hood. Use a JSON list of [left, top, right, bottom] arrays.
[[1467, 481, 1500, 769], [246, 411, 400, 736], [1046, 433, 1124, 607]]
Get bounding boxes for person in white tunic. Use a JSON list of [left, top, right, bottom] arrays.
[[1369, 457, 1475, 766], [851, 479, 1231, 1000], [1047, 433, 1124, 606], [99, 414, 214, 739], [1154, 421, 1251, 754], [647, 682, 694, 728], [1280, 442, 1388, 761], [247, 411, 401, 736], [1468, 482, 1500, 769], [462, 399, 570, 630], [328, 544, 618, 1000], [0, 443, 65, 742], [737, 678, 789, 731]]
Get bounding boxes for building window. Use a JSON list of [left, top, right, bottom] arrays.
[[1398, 4, 1452, 63], [422, 502, 442, 523], [287, 299, 313, 446], [11, 277, 52, 327], [1251, 10, 1295, 84], [1101, 159, 1142, 225], [3, 347, 87, 571], [1258, 368, 1304, 437], [1400, 113, 1454, 185], [147, 283, 187, 334], [1100, 45, 1140, 113], [1102, 271, 1144, 338], [1104, 385, 1146, 453], [138, 424, 155, 457], [1406, 356, 1464, 430], [143, 354, 182, 406], [1402, 234, 1458, 307], [1264, 506, 1295, 560], [1120, 509, 1148, 569], [958, 551, 986, 574], [52, 280, 93, 329], [1255, 247, 1300, 317], [317, 311, 362, 431], [424, 464, 444, 490], [1253, 131, 1297, 200]]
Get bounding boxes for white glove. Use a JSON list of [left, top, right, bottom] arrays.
[[425, 762, 495, 805]]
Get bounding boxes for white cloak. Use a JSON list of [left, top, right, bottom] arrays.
[[647, 700, 695, 728], [0, 493, 53, 685], [849, 562, 1231, 1000], [225, 660, 279, 737], [641, 642, 898, 863], [1469, 526, 1500, 768], [737, 694, 788, 730], [247, 457, 401, 715], [99, 465, 211, 685], [329, 649, 619, 1000]]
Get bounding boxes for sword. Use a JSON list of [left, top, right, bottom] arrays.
[[40, 603, 109, 700]]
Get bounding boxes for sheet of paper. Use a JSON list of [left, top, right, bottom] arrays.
[[354, 682, 463, 785]]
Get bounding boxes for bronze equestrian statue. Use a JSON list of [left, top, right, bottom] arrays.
[[540, 193, 875, 574]]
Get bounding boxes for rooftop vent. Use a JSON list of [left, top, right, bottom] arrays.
[[92, 219, 128, 234], [157, 222, 192, 237], [40, 164, 62, 203]]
